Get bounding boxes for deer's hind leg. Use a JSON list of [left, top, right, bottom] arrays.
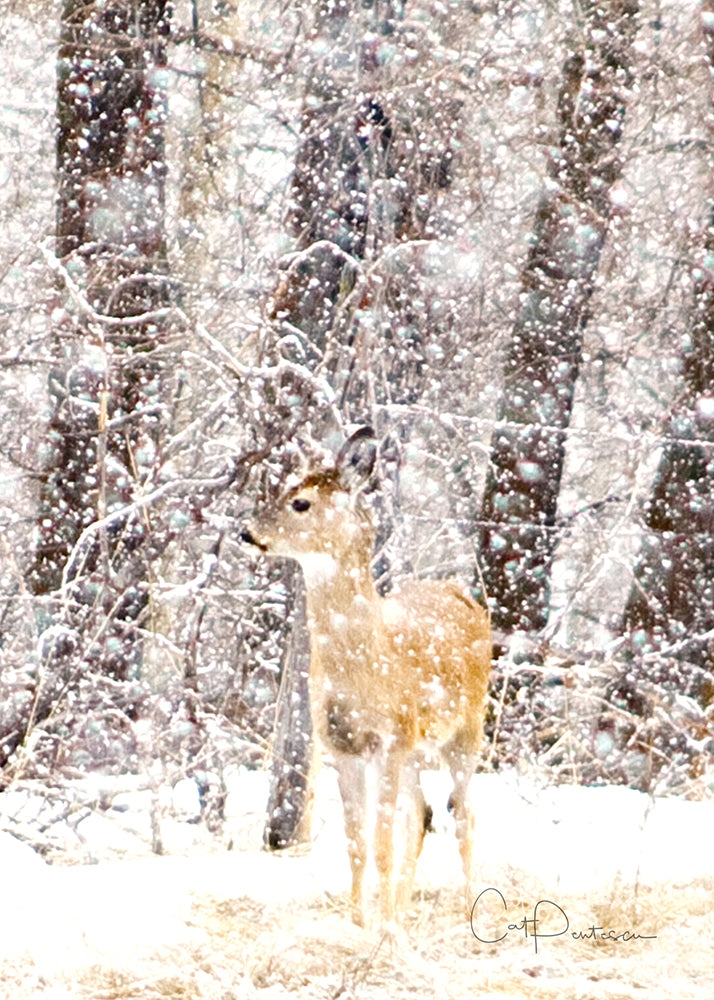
[[395, 756, 431, 915], [442, 731, 478, 905]]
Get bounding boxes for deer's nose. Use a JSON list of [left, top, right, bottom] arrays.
[[240, 527, 266, 551]]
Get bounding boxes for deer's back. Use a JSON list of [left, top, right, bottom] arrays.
[[376, 578, 491, 745]]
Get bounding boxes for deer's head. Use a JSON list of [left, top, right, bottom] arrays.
[[241, 428, 377, 574]]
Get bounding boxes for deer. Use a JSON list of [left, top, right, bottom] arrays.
[[241, 428, 491, 929]]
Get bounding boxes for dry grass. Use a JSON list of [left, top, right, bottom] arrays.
[[2, 863, 713, 999]]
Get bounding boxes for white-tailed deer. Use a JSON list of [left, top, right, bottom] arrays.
[[242, 428, 491, 927]]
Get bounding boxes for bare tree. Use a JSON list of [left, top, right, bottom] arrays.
[[620, 3, 714, 714], [2, 0, 176, 772], [479, 0, 640, 634]]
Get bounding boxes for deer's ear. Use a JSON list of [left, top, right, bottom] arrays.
[[336, 426, 376, 490]]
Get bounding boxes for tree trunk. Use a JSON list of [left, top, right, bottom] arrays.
[[621, 3, 714, 710], [479, 0, 639, 634], [29, 0, 173, 681], [263, 572, 314, 849]]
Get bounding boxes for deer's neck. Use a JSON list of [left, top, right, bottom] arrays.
[[298, 550, 380, 672]]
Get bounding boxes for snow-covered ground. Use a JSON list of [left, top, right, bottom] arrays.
[[1, 766, 712, 976]]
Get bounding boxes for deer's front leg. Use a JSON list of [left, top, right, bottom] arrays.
[[334, 751, 368, 926], [374, 746, 403, 928]]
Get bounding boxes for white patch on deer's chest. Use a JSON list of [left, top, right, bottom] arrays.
[[381, 597, 408, 630], [298, 552, 339, 588]]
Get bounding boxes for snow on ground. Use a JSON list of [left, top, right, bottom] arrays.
[[0, 766, 712, 996]]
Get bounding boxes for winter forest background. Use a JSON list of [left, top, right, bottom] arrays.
[[1, 0, 713, 860]]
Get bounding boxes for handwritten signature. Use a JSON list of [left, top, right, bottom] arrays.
[[470, 888, 658, 954]]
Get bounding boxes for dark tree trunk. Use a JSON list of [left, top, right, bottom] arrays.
[[621, 5, 714, 710], [29, 0, 172, 682], [270, 0, 460, 400], [263, 573, 314, 849], [479, 0, 639, 634]]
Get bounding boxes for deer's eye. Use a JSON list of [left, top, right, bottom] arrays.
[[291, 498, 311, 512]]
